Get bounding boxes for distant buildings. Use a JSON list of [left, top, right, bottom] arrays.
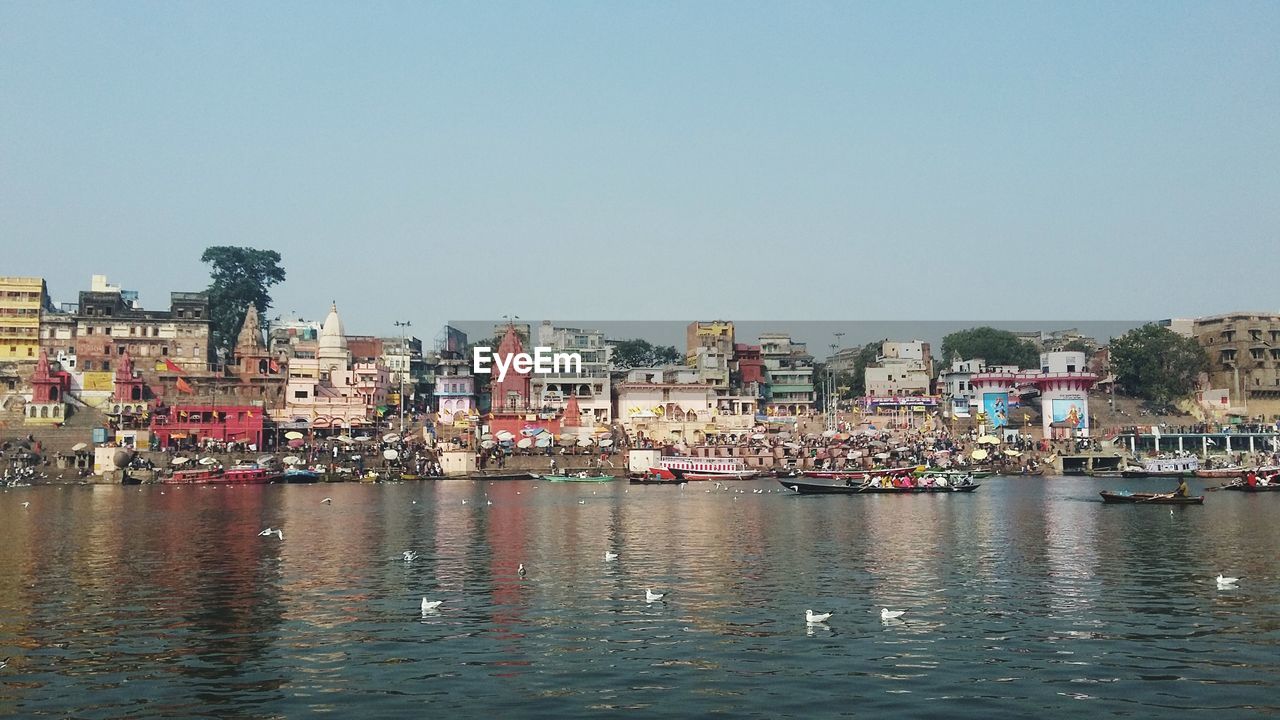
[[277, 303, 389, 430], [433, 325, 475, 426], [759, 333, 814, 416], [0, 276, 50, 362], [1190, 312, 1280, 417], [530, 321, 612, 424]]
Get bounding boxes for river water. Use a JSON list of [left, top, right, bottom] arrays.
[[1, 477, 1278, 718]]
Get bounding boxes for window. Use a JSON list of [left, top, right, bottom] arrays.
[[102, 361, 110, 371], [104, 327, 111, 335], [87, 326, 95, 335]]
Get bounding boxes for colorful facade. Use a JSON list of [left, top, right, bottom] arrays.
[[0, 276, 49, 361]]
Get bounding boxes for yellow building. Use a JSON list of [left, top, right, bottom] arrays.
[[0, 276, 48, 361]]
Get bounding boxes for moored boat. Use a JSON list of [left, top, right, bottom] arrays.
[[163, 467, 224, 484], [778, 478, 981, 495], [280, 468, 321, 483], [546, 473, 616, 483], [683, 470, 758, 481], [1099, 490, 1204, 505], [911, 468, 994, 479], [659, 456, 748, 478], [1218, 482, 1280, 492], [472, 471, 541, 481]]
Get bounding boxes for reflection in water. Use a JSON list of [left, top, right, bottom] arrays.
[[0, 478, 1278, 717]]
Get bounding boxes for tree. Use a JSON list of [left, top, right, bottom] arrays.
[[608, 338, 681, 369], [201, 247, 286, 359], [940, 327, 1039, 368], [1108, 324, 1207, 405]]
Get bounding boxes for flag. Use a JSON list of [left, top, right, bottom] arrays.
[[269, 359, 280, 373], [164, 358, 186, 375], [176, 378, 194, 394]]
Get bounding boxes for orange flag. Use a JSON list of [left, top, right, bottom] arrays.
[[176, 377, 194, 394], [164, 358, 186, 375]]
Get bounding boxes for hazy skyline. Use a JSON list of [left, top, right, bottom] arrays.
[[3, 2, 1278, 338]]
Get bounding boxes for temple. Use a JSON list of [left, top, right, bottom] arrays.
[[276, 303, 389, 432]]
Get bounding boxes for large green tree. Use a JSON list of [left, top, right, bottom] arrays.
[[201, 246, 286, 358], [941, 327, 1039, 368], [608, 338, 681, 369], [1109, 324, 1207, 405]]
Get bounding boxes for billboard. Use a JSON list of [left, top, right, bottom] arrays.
[[982, 392, 1009, 428], [1051, 398, 1086, 429]]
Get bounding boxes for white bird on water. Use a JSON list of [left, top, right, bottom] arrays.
[[258, 527, 274, 536], [403, 550, 418, 562], [21, 502, 30, 509], [518, 563, 526, 578], [646, 588, 665, 602], [321, 497, 332, 504], [1217, 574, 1240, 589], [881, 608, 905, 621], [421, 598, 442, 614], [604, 551, 618, 561], [806, 610, 832, 624], [0, 657, 7, 670]]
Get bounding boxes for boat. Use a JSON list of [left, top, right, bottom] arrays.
[[683, 470, 758, 481], [1122, 457, 1199, 478], [778, 478, 981, 495], [911, 468, 994, 479], [1218, 482, 1280, 492], [658, 456, 749, 478], [472, 471, 541, 481], [630, 468, 682, 484], [1197, 465, 1279, 479], [163, 466, 224, 484], [280, 468, 321, 483], [801, 466, 916, 480], [546, 473, 616, 483], [1099, 490, 1204, 505]]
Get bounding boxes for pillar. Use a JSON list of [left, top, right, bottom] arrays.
[[1249, 436, 1255, 453], [1226, 436, 1232, 453], [1154, 436, 1160, 453], [1178, 436, 1184, 454], [1202, 436, 1208, 456], [1130, 436, 1136, 454]]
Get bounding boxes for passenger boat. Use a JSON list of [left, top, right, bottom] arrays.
[[545, 473, 616, 483], [778, 478, 981, 495], [683, 470, 758, 481], [801, 466, 915, 480], [1218, 482, 1280, 492], [1099, 490, 1204, 505], [659, 456, 748, 478], [163, 467, 224, 484], [1122, 457, 1199, 478], [911, 468, 994, 479]]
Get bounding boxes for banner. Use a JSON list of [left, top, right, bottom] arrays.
[[82, 372, 114, 392], [982, 392, 1009, 428], [1051, 398, 1086, 429]]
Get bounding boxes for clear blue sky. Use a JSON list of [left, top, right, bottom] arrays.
[[3, 2, 1277, 340]]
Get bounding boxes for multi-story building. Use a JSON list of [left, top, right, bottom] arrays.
[[529, 321, 612, 423], [759, 333, 815, 416], [0, 276, 50, 362], [432, 325, 475, 425], [686, 321, 735, 362], [277, 303, 389, 430], [72, 279, 212, 376], [937, 357, 1020, 418], [1191, 312, 1280, 415], [863, 339, 934, 398]]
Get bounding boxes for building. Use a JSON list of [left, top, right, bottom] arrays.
[[969, 351, 1097, 439], [23, 351, 67, 425], [759, 333, 815, 416], [1190, 312, 1280, 416], [529, 321, 612, 424], [277, 303, 389, 431], [1157, 318, 1195, 338], [864, 339, 933, 398], [937, 357, 1020, 418], [433, 325, 475, 425], [73, 281, 212, 375], [150, 405, 267, 449], [489, 323, 532, 412], [381, 334, 424, 413], [686, 321, 735, 363], [614, 366, 719, 441], [0, 276, 50, 361]]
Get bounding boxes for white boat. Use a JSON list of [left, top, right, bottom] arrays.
[[659, 456, 749, 478]]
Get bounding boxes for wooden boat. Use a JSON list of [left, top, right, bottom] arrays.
[[778, 478, 981, 495], [165, 464, 277, 485], [1099, 490, 1204, 505], [163, 467, 224, 484], [473, 471, 541, 481], [1195, 467, 1246, 479], [280, 468, 321, 483], [630, 468, 682, 484], [1218, 482, 1280, 492], [912, 468, 994, 479], [545, 473, 616, 483]]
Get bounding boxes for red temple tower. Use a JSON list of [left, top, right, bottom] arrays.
[[110, 351, 149, 417], [25, 351, 66, 425], [490, 323, 530, 411]]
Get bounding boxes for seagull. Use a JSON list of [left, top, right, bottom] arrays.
[[321, 497, 332, 504], [461, 500, 467, 505], [881, 608, 906, 621], [604, 551, 618, 561], [487, 500, 493, 506], [578, 500, 586, 504], [806, 610, 832, 624], [273, 529, 283, 540], [421, 598, 442, 614], [646, 588, 665, 602], [21, 502, 30, 509], [518, 563, 526, 578], [259, 527, 274, 536], [403, 550, 418, 562], [1216, 574, 1240, 589], [0, 657, 7, 670]]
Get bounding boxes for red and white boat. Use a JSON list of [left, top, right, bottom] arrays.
[[683, 470, 759, 481], [659, 456, 752, 479]]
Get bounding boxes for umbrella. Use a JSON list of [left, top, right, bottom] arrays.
[[778, 432, 792, 439], [834, 433, 850, 441], [282, 456, 301, 465], [481, 433, 494, 441], [170, 456, 190, 466], [784, 442, 800, 449], [893, 446, 910, 453], [72, 442, 88, 451], [383, 449, 399, 460], [822, 430, 837, 438], [338, 435, 355, 444], [869, 440, 889, 448], [598, 439, 614, 448], [198, 457, 219, 466], [751, 433, 766, 440], [383, 432, 400, 443], [288, 438, 305, 448], [517, 438, 533, 449], [284, 431, 304, 440], [874, 452, 890, 460], [496, 430, 515, 442], [1003, 449, 1022, 457], [535, 428, 552, 436], [977, 435, 1001, 445], [354, 434, 372, 442], [971, 449, 989, 461], [536, 436, 553, 448], [257, 455, 276, 465], [480, 440, 496, 449], [577, 438, 594, 447]]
